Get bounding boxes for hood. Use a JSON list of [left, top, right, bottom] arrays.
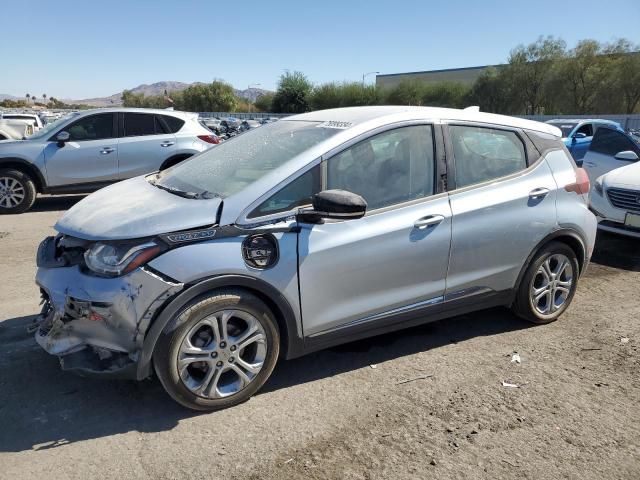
[[603, 162, 640, 189], [55, 176, 223, 241]]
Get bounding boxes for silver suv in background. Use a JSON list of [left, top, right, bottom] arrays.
[[0, 108, 220, 213], [33, 106, 596, 411]]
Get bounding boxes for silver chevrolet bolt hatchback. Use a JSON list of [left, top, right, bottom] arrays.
[[34, 106, 597, 411]]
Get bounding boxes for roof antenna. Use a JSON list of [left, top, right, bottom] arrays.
[[463, 106, 480, 112]]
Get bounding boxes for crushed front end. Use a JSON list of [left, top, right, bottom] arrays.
[[34, 235, 183, 378]]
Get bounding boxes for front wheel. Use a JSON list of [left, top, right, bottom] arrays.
[[154, 289, 280, 411], [512, 242, 580, 324], [0, 169, 37, 214]]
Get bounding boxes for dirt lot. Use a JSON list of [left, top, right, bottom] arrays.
[[0, 195, 639, 480]]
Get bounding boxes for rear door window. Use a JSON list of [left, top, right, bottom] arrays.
[[123, 113, 157, 137], [449, 125, 527, 188]]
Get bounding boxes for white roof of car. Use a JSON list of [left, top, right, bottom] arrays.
[[288, 106, 562, 137], [74, 107, 197, 119]]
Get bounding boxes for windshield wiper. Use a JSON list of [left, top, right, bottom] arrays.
[[148, 176, 219, 200]]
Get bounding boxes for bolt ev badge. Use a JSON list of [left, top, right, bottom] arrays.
[[165, 229, 216, 244], [242, 234, 279, 269]]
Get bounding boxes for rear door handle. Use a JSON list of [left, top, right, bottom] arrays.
[[583, 161, 596, 167], [161, 141, 175, 147], [414, 214, 445, 229], [100, 147, 115, 154], [529, 187, 550, 199]]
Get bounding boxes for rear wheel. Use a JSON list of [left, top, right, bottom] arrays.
[[0, 169, 37, 214], [513, 242, 579, 324], [160, 154, 193, 171], [154, 289, 280, 411]]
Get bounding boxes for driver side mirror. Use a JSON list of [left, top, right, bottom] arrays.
[[56, 131, 70, 147], [614, 150, 639, 161], [298, 189, 367, 223], [573, 132, 587, 140]]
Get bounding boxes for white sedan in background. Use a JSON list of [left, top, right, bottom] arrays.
[[590, 161, 640, 238]]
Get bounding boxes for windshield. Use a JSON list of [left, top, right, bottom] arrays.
[[27, 112, 79, 140], [547, 122, 577, 138], [154, 120, 340, 198]]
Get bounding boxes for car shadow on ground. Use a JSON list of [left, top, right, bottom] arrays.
[[589, 230, 640, 272], [0, 308, 531, 453], [30, 195, 86, 213]]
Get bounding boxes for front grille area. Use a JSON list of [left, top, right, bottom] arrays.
[[607, 187, 640, 212]]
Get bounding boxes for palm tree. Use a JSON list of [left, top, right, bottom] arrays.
[[31, 95, 36, 103], [42, 94, 47, 104], [25, 93, 30, 104]]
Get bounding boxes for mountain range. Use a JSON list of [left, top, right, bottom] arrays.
[[1, 81, 272, 107]]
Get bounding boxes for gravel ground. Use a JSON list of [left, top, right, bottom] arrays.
[[0, 195, 639, 480]]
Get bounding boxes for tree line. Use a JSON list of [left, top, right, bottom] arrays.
[[0, 95, 92, 110], [269, 37, 640, 116], [128, 37, 638, 116]]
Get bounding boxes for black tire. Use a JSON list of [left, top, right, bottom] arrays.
[[512, 241, 580, 324], [0, 168, 37, 214], [154, 289, 280, 411]]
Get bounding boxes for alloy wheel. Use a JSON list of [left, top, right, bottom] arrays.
[[177, 309, 267, 399], [0, 176, 26, 209], [530, 253, 574, 316]]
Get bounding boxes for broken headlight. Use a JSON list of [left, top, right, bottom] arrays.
[[84, 241, 163, 276]]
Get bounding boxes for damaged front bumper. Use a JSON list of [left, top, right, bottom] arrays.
[[34, 249, 183, 379]]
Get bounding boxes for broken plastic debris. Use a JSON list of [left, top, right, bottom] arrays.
[[370, 364, 377, 369], [502, 381, 519, 388], [511, 353, 521, 364], [621, 337, 629, 344]]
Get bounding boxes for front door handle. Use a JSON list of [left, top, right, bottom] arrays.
[[583, 161, 596, 168], [529, 187, 550, 199], [100, 147, 115, 154], [414, 214, 445, 229], [161, 142, 175, 147]]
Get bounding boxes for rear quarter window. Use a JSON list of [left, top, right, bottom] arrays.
[[161, 115, 185, 133]]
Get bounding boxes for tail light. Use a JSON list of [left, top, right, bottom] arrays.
[[198, 134, 220, 145], [565, 167, 590, 195]]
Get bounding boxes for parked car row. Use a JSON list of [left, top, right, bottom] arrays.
[[0, 110, 67, 141], [0, 108, 219, 213], [542, 118, 640, 237], [544, 118, 634, 161], [200, 116, 279, 139]]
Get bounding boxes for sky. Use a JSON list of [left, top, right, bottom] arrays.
[[3, 0, 640, 100]]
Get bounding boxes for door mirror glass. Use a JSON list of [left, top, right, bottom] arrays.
[[298, 189, 367, 222], [56, 131, 70, 142], [573, 132, 587, 139], [614, 150, 639, 161], [56, 131, 70, 145]]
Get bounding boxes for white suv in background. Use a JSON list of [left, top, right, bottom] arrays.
[[0, 108, 220, 213], [591, 161, 640, 238]]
